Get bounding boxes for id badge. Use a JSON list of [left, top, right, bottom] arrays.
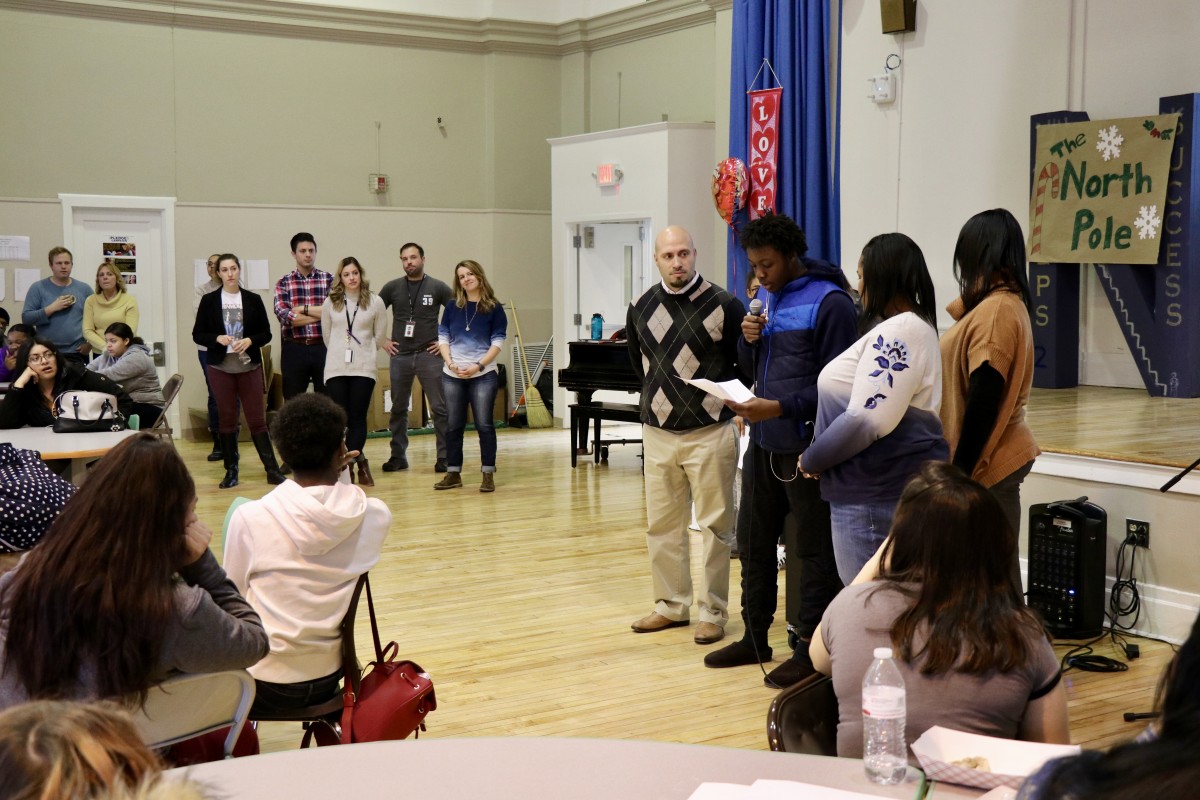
[[404, 321, 415, 338], [344, 349, 353, 363]]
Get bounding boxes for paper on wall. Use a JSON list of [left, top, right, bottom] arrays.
[[194, 259, 211, 287], [0, 268, 5, 300], [245, 259, 269, 290], [14, 268, 41, 301], [0, 235, 31, 262]]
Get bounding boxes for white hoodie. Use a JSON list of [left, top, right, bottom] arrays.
[[222, 480, 391, 683]]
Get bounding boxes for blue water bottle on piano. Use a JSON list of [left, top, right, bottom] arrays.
[[590, 313, 604, 340]]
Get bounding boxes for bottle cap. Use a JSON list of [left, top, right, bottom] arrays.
[[873, 647, 893, 659]]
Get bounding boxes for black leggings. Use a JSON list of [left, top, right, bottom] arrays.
[[325, 376, 376, 455]]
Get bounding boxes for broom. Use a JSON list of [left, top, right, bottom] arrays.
[[508, 302, 553, 428]]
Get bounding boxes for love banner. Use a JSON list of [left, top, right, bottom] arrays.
[[748, 88, 781, 219]]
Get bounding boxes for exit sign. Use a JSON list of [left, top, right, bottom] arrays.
[[595, 163, 623, 187]]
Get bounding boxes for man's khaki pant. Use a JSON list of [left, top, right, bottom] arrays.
[[641, 420, 737, 626]]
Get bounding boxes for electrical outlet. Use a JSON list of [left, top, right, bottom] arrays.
[[1126, 519, 1150, 548]]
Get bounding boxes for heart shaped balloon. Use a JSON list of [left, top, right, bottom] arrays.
[[712, 157, 748, 229]]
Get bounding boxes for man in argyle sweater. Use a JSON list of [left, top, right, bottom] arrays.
[[626, 225, 746, 647]]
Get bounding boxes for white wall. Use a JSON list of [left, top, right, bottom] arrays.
[[549, 123, 716, 420], [839, 0, 1200, 383]]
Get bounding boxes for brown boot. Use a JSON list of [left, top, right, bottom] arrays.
[[357, 459, 375, 487], [433, 472, 462, 490], [480, 472, 495, 493]]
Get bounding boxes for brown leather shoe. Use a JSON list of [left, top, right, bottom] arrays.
[[630, 612, 689, 633], [693, 622, 725, 645], [480, 472, 495, 492], [434, 473, 462, 490], [357, 459, 375, 487]]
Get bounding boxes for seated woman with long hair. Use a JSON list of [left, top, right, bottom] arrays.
[[0, 434, 268, 710], [811, 461, 1069, 757], [86, 322, 165, 428], [1017, 611, 1200, 800], [0, 338, 133, 429]]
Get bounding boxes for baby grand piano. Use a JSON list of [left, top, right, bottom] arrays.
[[557, 340, 643, 467]]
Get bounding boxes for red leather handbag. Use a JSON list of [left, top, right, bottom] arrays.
[[338, 577, 436, 743]]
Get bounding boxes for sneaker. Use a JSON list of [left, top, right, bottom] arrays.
[[434, 459, 447, 473], [434, 473, 462, 490], [382, 457, 409, 472], [777, 544, 787, 571], [703, 640, 772, 668]]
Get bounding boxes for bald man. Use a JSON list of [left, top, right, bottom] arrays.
[[625, 225, 746, 647]]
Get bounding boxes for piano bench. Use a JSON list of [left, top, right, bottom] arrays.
[[569, 402, 642, 467]]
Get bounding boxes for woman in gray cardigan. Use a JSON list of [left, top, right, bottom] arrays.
[[87, 321, 164, 427]]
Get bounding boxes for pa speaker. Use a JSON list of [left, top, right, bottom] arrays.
[[881, 0, 917, 34]]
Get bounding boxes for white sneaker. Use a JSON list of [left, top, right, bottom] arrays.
[[776, 544, 786, 571]]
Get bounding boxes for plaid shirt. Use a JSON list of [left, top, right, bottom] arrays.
[[273, 267, 333, 341]]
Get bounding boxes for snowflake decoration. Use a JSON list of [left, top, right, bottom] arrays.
[[864, 335, 910, 409], [1096, 125, 1124, 161], [1134, 205, 1162, 240]]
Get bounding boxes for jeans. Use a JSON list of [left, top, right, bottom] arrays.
[[325, 376, 376, 454], [443, 369, 498, 472], [207, 365, 267, 434], [250, 670, 342, 717], [281, 340, 327, 399], [737, 440, 842, 645], [830, 499, 898, 585], [388, 348, 448, 461]]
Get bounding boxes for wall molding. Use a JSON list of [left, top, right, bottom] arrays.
[[0, 0, 723, 55]]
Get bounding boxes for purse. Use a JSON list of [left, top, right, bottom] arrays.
[[52, 390, 126, 433], [339, 576, 436, 743]]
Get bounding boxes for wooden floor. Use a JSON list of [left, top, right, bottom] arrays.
[[1028, 385, 1200, 467], [184, 424, 1175, 755]]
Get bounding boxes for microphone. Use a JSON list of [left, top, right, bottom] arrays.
[[748, 298, 763, 317]]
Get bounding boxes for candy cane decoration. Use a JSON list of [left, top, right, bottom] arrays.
[[1029, 162, 1060, 255]]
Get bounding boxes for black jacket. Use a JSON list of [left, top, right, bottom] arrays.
[[0, 361, 133, 429], [192, 289, 273, 366]]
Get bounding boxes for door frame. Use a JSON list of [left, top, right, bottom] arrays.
[[59, 193, 179, 434]]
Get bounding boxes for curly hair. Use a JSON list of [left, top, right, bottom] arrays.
[[270, 393, 347, 473], [738, 213, 809, 259]]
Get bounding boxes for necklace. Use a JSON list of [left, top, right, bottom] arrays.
[[464, 301, 479, 332]]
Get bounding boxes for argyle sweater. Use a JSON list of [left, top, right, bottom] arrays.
[[626, 276, 745, 432]]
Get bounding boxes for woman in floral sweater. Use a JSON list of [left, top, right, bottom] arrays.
[[800, 233, 949, 583]]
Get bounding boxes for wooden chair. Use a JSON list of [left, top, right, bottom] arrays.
[[765, 672, 839, 755], [147, 373, 184, 438], [250, 574, 367, 742], [131, 669, 255, 759]]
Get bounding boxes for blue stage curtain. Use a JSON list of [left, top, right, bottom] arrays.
[[726, 0, 841, 294]]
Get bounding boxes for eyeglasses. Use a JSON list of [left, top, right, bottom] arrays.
[[28, 353, 54, 365]]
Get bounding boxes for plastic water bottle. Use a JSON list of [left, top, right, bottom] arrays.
[[862, 646, 907, 785], [590, 313, 604, 340]]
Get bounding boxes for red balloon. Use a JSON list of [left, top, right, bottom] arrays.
[[712, 157, 748, 228]]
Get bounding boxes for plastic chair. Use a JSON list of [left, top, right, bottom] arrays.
[[765, 672, 839, 755], [147, 373, 184, 438], [131, 670, 256, 759], [250, 574, 367, 739]]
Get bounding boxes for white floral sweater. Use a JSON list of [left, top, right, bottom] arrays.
[[802, 311, 949, 504]]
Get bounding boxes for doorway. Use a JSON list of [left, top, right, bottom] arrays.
[[572, 220, 649, 340], [60, 194, 178, 434]]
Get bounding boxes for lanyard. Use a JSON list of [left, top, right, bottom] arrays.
[[406, 277, 426, 320], [345, 303, 361, 345]]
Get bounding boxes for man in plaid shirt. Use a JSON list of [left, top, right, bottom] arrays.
[[273, 232, 333, 398]]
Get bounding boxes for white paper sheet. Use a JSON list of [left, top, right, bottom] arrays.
[[680, 377, 755, 404], [245, 259, 269, 290], [0, 235, 31, 261], [194, 258, 211, 287], [14, 268, 41, 301], [0, 268, 5, 300]]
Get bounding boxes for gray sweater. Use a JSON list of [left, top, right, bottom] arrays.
[[87, 343, 165, 405], [0, 549, 268, 710]]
